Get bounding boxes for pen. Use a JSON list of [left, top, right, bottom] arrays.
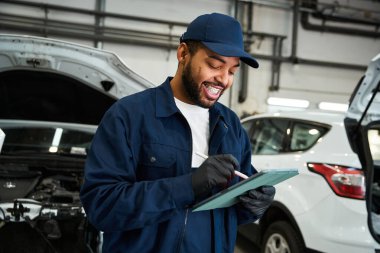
[[195, 152, 249, 180]]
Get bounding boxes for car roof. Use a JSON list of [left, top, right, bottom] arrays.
[[241, 110, 345, 125]]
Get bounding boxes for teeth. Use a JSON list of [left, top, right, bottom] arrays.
[[207, 86, 221, 95]]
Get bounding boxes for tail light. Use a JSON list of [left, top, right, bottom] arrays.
[[307, 163, 365, 200]]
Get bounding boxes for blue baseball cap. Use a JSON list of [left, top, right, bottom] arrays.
[[180, 13, 259, 68]]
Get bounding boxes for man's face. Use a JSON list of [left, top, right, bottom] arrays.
[[181, 46, 240, 108]]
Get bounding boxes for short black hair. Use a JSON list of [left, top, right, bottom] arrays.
[[183, 40, 204, 55]]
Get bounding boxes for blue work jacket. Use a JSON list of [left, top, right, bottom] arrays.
[[80, 77, 258, 253]]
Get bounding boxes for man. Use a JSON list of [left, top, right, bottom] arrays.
[[80, 13, 275, 253]]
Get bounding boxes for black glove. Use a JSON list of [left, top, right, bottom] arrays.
[[239, 185, 275, 218], [192, 154, 238, 200]]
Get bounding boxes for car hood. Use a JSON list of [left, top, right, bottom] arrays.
[[346, 53, 380, 126], [0, 34, 154, 125]]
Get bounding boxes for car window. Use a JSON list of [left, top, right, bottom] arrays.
[[290, 122, 328, 151], [250, 119, 289, 155], [241, 120, 254, 135]]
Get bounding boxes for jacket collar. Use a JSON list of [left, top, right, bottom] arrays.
[[155, 77, 179, 117]]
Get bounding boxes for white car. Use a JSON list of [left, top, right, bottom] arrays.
[[239, 108, 380, 252], [0, 34, 153, 252]]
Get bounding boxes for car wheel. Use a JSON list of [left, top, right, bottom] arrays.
[[260, 220, 304, 253]]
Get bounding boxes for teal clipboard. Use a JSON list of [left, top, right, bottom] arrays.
[[192, 168, 299, 212]]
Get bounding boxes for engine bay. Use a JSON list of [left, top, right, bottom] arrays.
[[0, 158, 99, 253]]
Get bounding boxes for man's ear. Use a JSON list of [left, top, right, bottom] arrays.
[[177, 42, 188, 62]]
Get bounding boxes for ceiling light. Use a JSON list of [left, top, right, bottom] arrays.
[[49, 128, 63, 153], [318, 102, 348, 112], [267, 97, 310, 108]]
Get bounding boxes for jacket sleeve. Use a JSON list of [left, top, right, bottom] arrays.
[[79, 102, 194, 232], [235, 124, 261, 225]]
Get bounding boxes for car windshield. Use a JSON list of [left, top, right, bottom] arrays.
[[0, 125, 94, 156]]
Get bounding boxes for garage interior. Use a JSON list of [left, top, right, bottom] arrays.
[[0, 0, 379, 253], [1, 0, 379, 116]]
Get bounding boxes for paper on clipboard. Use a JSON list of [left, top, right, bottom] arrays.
[[192, 168, 298, 212]]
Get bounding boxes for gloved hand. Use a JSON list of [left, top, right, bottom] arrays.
[[192, 154, 238, 200], [239, 185, 275, 218]]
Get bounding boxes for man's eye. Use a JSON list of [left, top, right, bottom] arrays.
[[209, 63, 221, 70]]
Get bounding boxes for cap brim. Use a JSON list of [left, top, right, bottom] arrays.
[[202, 41, 259, 68]]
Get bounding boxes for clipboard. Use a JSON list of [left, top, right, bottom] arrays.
[[192, 168, 298, 212]]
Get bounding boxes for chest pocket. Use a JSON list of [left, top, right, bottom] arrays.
[[138, 143, 177, 180]]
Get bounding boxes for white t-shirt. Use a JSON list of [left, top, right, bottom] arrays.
[[174, 98, 209, 167]]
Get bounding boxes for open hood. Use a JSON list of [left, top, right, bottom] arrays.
[[345, 53, 380, 244], [0, 34, 154, 125]]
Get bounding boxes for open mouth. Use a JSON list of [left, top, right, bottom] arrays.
[[203, 83, 223, 100]]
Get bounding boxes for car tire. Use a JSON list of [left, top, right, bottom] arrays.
[[260, 220, 304, 253]]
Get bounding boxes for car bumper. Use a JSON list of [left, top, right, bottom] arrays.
[[298, 193, 380, 253]]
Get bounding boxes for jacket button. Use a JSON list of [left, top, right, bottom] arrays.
[[150, 156, 156, 163]]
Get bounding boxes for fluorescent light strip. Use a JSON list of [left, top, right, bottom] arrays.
[[0, 129, 5, 153], [318, 102, 348, 112], [52, 128, 63, 146], [267, 97, 310, 108], [49, 128, 63, 153]]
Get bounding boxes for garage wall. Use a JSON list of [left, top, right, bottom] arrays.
[[236, 0, 380, 115], [103, 0, 232, 80], [0, 0, 379, 116]]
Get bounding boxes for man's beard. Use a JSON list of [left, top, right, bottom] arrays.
[[181, 60, 221, 108]]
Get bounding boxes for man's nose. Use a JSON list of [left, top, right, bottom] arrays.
[[215, 70, 230, 87]]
